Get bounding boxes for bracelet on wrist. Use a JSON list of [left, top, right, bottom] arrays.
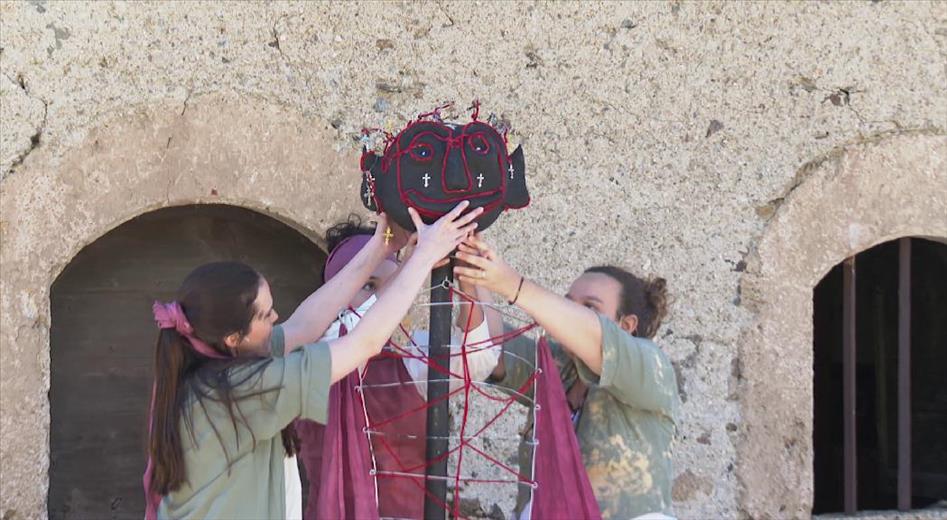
[[508, 276, 525, 305]]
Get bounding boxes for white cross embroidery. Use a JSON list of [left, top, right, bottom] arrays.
[[423, 173, 431, 188], [363, 185, 373, 204], [508, 163, 515, 179], [477, 173, 485, 188]]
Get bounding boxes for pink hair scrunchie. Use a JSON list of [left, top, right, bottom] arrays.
[[151, 301, 226, 360]]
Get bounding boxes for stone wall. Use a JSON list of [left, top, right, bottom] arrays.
[[2, 2, 945, 518]]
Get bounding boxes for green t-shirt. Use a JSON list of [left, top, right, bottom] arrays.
[[497, 314, 679, 519], [158, 325, 332, 519]]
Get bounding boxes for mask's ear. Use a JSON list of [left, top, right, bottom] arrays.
[[504, 145, 530, 209], [359, 149, 382, 212]]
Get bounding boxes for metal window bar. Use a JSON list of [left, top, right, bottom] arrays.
[[843, 257, 857, 514], [898, 238, 912, 511], [841, 238, 913, 515]]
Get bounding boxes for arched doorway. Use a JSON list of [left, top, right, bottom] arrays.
[[48, 204, 326, 519]]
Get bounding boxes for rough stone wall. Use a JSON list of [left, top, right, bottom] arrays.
[[1, 2, 945, 519], [738, 133, 946, 519]]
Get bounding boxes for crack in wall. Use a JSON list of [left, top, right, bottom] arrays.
[[754, 126, 945, 227], [740, 127, 946, 314], [4, 72, 49, 178], [180, 91, 191, 116], [268, 15, 288, 56]]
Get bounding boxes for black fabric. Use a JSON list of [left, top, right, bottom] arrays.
[[360, 119, 529, 232]]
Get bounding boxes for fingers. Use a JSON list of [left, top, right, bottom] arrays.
[[457, 243, 480, 256], [464, 235, 494, 260], [455, 275, 480, 286], [407, 207, 424, 230], [443, 200, 471, 221], [457, 221, 479, 237], [432, 257, 450, 269], [464, 233, 488, 250], [454, 266, 486, 284], [453, 205, 484, 227], [455, 251, 489, 269]]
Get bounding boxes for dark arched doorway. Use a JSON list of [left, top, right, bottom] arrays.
[[48, 204, 326, 519]]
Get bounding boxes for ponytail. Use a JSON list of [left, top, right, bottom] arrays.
[[148, 329, 194, 494]]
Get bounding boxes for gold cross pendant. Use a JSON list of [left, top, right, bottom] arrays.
[[383, 226, 394, 245]]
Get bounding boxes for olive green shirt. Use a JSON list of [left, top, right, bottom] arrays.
[[159, 325, 332, 519], [497, 314, 679, 519]]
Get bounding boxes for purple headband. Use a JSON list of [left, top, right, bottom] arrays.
[[324, 234, 397, 282]]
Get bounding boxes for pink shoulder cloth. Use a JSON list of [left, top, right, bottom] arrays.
[[316, 335, 601, 519]]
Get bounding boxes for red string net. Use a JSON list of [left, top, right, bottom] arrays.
[[354, 282, 539, 520]]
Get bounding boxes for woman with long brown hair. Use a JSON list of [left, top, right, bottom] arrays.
[[143, 204, 481, 519]]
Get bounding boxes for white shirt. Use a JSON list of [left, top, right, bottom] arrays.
[[283, 456, 302, 520], [320, 294, 500, 395]]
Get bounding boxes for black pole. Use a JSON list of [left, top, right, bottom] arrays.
[[424, 261, 453, 519]]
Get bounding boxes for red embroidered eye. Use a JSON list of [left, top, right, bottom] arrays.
[[409, 143, 434, 162], [470, 135, 490, 155]]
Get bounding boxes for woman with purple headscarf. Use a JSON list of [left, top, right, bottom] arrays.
[[294, 215, 501, 520]]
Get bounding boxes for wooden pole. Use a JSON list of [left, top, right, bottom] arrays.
[[424, 261, 453, 519]]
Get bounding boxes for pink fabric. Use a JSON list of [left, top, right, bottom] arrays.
[[294, 421, 326, 518], [313, 324, 381, 519], [151, 301, 224, 359], [531, 337, 602, 519], [314, 332, 601, 519], [144, 301, 229, 520], [324, 235, 397, 282], [298, 233, 403, 517], [310, 323, 429, 519], [324, 235, 373, 282], [357, 353, 428, 517]]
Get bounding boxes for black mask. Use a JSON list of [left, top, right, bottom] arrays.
[[360, 118, 529, 232]]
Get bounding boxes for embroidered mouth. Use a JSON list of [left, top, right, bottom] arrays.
[[405, 190, 504, 219]]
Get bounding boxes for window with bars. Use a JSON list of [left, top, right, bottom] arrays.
[[813, 237, 947, 514]]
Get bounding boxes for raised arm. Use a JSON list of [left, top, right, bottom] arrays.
[[455, 235, 605, 374], [328, 203, 482, 383], [280, 213, 409, 353]]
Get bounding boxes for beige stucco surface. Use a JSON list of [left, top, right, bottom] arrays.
[[1, 2, 945, 519]]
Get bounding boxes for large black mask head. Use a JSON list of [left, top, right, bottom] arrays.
[[359, 111, 529, 232]]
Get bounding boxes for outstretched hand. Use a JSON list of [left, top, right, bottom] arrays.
[[408, 201, 483, 267], [453, 233, 522, 302]]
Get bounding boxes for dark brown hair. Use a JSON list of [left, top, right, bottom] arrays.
[[584, 265, 669, 339], [148, 261, 297, 496], [322, 214, 376, 283]]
